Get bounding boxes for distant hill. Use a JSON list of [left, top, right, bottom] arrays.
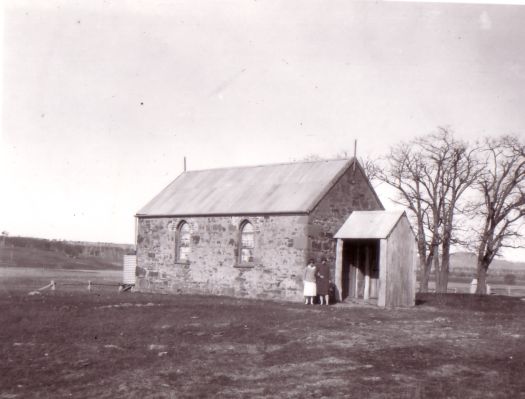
[[448, 252, 525, 282], [0, 236, 135, 270], [451, 252, 525, 271]]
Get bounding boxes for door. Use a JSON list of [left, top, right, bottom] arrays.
[[341, 240, 379, 301], [341, 242, 352, 300], [369, 241, 379, 299]]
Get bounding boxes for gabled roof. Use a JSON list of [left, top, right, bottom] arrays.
[[334, 210, 407, 239], [137, 158, 371, 217]]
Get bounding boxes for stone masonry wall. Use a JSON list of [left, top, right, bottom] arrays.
[[308, 163, 383, 280], [136, 215, 309, 301]]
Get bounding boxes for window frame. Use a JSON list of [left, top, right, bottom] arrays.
[[175, 221, 191, 263], [238, 220, 255, 266]]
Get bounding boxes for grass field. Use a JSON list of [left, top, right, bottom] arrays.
[[0, 246, 122, 270], [1, 268, 525, 398], [0, 267, 122, 294]]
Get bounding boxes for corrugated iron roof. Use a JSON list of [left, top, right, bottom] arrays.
[[334, 210, 406, 239], [137, 158, 356, 216]]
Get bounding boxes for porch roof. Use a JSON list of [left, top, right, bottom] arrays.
[[334, 210, 406, 239]]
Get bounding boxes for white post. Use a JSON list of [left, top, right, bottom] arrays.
[[355, 246, 360, 298], [378, 240, 387, 307], [364, 245, 370, 301], [470, 279, 477, 294], [412, 238, 417, 305], [335, 239, 343, 302]]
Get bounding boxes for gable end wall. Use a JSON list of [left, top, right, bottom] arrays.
[[385, 216, 416, 307], [309, 164, 383, 278]]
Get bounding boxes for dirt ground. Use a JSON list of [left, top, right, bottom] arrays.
[[1, 287, 524, 399]]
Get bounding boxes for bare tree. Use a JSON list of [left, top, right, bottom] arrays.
[[376, 128, 480, 293], [376, 141, 436, 292], [473, 135, 525, 294], [359, 156, 380, 180]]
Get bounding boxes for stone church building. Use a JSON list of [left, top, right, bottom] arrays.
[[135, 158, 384, 301]]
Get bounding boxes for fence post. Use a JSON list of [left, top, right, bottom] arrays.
[[88, 281, 92, 291], [51, 280, 56, 290]]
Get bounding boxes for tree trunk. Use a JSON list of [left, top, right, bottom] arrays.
[[476, 259, 489, 295], [439, 259, 449, 293], [437, 242, 450, 293], [432, 245, 446, 293], [415, 223, 429, 293], [418, 255, 430, 293], [476, 235, 492, 295]]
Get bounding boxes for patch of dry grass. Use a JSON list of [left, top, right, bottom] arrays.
[[1, 289, 524, 398]]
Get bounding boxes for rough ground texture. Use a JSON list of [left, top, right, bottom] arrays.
[[1, 290, 524, 398]]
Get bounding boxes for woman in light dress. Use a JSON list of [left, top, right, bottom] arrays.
[[303, 259, 317, 305]]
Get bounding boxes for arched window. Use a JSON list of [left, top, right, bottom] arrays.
[[177, 221, 191, 261], [240, 221, 255, 264]]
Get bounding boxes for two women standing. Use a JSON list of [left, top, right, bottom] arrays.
[[303, 257, 331, 305]]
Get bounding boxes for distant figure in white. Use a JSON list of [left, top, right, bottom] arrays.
[[470, 278, 491, 295], [303, 259, 317, 305]]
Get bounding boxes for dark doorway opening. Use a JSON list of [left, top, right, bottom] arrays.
[[341, 240, 379, 301]]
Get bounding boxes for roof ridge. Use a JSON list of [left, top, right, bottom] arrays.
[[353, 210, 404, 213], [137, 157, 362, 216], [184, 157, 353, 173]]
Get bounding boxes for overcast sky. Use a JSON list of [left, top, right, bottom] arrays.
[[1, 1, 524, 259]]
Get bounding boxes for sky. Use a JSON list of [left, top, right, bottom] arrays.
[[1, 1, 524, 259]]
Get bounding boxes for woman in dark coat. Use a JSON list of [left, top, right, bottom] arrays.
[[316, 258, 331, 305]]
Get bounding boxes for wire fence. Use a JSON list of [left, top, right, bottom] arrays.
[[29, 280, 134, 294], [425, 286, 525, 297]]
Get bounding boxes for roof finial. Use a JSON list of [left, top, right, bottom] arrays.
[[353, 139, 357, 172]]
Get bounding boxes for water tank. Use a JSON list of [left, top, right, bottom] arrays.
[[123, 255, 137, 285]]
